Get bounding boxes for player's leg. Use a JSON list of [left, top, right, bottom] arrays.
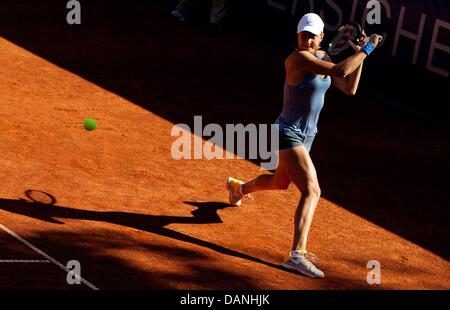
[[279, 145, 324, 277], [241, 156, 291, 194], [226, 154, 290, 206], [279, 145, 320, 252]]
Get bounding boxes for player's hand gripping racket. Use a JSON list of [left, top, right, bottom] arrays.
[[328, 22, 383, 63]]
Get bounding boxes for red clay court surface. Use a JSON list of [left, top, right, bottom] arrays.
[[0, 1, 449, 290]]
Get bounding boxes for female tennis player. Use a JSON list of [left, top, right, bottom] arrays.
[[226, 13, 381, 278]]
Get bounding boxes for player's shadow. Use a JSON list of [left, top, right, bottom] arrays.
[[0, 190, 286, 272]]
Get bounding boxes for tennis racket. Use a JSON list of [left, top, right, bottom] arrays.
[[328, 22, 382, 63]]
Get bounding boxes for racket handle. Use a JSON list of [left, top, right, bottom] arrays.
[[363, 35, 383, 44]]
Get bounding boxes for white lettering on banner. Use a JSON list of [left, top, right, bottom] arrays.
[[267, 0, 286, 11], [265, 0, 448, 77], [303, 0, 314, 15], [320, 0, 343, 31], [267, 0, 313, 16], [291, 0, 298, 15], [290, 0, 314, 15], [350, 0, 359, 23], [393, 6, 426, 65], [426, 19, 450, 77]]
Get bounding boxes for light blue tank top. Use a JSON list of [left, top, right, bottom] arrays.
[[278, 54, 331, 135]]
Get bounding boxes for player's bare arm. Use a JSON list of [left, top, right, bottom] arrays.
[[320, 51, 363, 96], [293, 33, 380, 80], [294, 49, 365, 78]]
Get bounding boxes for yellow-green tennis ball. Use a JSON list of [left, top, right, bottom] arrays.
[[84, 118, 96, 131]]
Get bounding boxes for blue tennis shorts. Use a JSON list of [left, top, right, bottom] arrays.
[[275, 117, 316, 152]]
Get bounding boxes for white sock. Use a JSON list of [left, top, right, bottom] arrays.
[[292, 249, 307, 256]]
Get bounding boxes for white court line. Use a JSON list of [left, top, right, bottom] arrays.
[[0, 259, 51, 263], [0, 224, 99, 290]]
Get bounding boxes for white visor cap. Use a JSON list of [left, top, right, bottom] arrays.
[[297, 13, 324, 35]]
